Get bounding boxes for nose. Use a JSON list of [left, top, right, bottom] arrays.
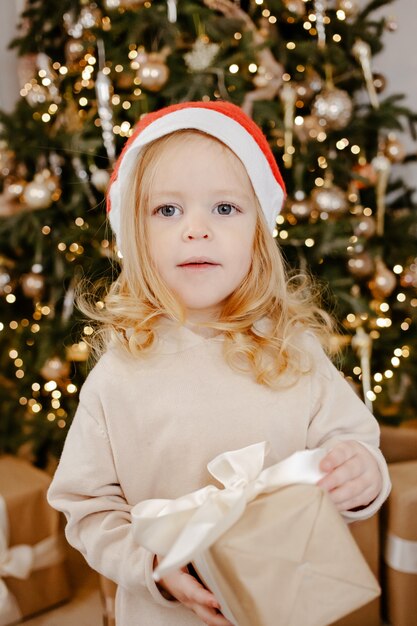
[[182, 213, 212, 241]]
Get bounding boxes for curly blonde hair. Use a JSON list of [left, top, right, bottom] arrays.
[[76, 129, 335, 388]]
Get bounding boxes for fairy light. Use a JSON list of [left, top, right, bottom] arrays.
[[67, 384, 77, 394], [366, 391, 376, 402], [374, 385, 382, 393], [44, 381, 57, 392], [336, 9, 346, 20], [391, 357, 400, 367], [229, 64, 239, 74], [353, 366, 361, 375], [279, 230, 289, 239], [402, 346, 410, 357], [397, 293, 406, 302], [273, 228, 278, 238], [6, 295, 16, 303], [286, 42, 296, 50], [333, 34, 342, 42], [351, 145, 360, 154], [276, 215, 285, 225], [262, 8, 270, 16], [305, 238, 315, 247]]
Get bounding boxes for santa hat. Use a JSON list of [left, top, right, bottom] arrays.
[[107, 101, 286, 248]]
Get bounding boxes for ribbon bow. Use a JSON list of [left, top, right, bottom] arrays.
[[131, 442, 326, 581]]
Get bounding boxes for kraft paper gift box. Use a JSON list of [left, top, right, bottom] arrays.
[[0, 455, 70, 625], [382, 459, 417, 626], [132, 442, 380, 626]]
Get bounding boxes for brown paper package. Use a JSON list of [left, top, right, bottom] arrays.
[[0, 455, 71, 622], [196, 485, 379, 626]]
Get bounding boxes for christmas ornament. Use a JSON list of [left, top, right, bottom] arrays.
[[95, 41, 116, 164], [371, 154, 391, 236], [294, 114, 324, 142], [286, 192, 313, 220], [372, 73, 386, 94], [294, 69, 322, 103], [400, 262, 417, 289], [311, 182, 348, 214], [336, 0, 359, 18], [40, 356, 71, 381], [137, 52, 170, 92], [385, 16, 398, 32], [352, 40, 379, 109], [63, 6, 101, 38], [352, 326, 373, 410], [368, 258, 396, 299], [65, 39, 85, 66], [90, 167, 110, 192], [353, 216, 376, 239], [66, 341, 89, 362], [0, 259, 14, 296], [347, 251, 374, 278], [382, 133, 406, 163], [21, 270, 45, 299], [23, 174, 53, 210], [313, 0, 327, 48], [280, 83, 296, 168], [184, 38, 220, 72], [312, 87, 352, 130], [283, 0, 306, 16]]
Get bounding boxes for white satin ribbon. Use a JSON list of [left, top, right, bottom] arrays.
[[385, 532, 417, 574], [131, 441, 326, 581], [0, 494, 66, 626]]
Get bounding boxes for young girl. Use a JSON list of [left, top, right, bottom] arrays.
[[48, 101, 391, 626]]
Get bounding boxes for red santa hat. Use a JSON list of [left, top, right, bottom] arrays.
[[107, 100, 286, 247]]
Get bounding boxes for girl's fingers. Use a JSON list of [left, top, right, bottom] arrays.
[[331, 484, 379, 512], [192, 602, 233, 626], [319, 441, 357, 473], [318, 454, 364, 491]]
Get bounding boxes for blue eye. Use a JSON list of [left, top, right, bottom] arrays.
[[156, 205, 180, 217], [215, 203, 238, 216]]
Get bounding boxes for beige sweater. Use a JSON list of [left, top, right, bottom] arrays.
[[48, 318, 391, 626]]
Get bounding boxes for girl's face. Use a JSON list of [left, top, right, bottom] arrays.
[[146, 134, 258, 321]]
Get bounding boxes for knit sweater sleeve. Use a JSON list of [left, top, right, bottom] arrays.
[[305, 335, 391, 521], [47, 371, 176, 607]]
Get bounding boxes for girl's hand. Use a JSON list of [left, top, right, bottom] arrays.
[[154, 557, 233, 626], [317, 440, 382, 512]]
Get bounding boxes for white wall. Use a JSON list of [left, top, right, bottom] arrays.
[[0, 0, 25, 112]]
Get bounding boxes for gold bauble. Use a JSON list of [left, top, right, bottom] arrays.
[[137, 54, 169, 92], [368, 259, 397, 299], [383, 133, 406, 163], [311, 185, 348, 214], [40, 356, 71, 381], [372, 73, 386, 94], [21, 272, 45, 299], [353, 216, 376, 239], [347, 252, 375, 278], [65, 38, 85, 65], [0, 265, 13, 296], [286, 195, 313, 220], [400, 262, 417, 289]]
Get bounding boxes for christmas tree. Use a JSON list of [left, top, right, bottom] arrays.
[[0, 0, 416, 467]]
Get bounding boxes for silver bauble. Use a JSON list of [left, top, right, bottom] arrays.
[[312, 88, 353, 130], [23, 180, 53, 210]]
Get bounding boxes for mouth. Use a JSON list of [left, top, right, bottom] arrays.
[[178, 257, 220, 270]]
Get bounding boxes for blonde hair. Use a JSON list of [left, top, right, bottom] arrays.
[[76, 129, 335, 388]]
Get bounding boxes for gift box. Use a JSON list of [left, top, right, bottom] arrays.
[[132, 442, 380, 626], [382, 459, 417, 626], [330, 514, 380, 626], [0, 455, 71, 625]]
